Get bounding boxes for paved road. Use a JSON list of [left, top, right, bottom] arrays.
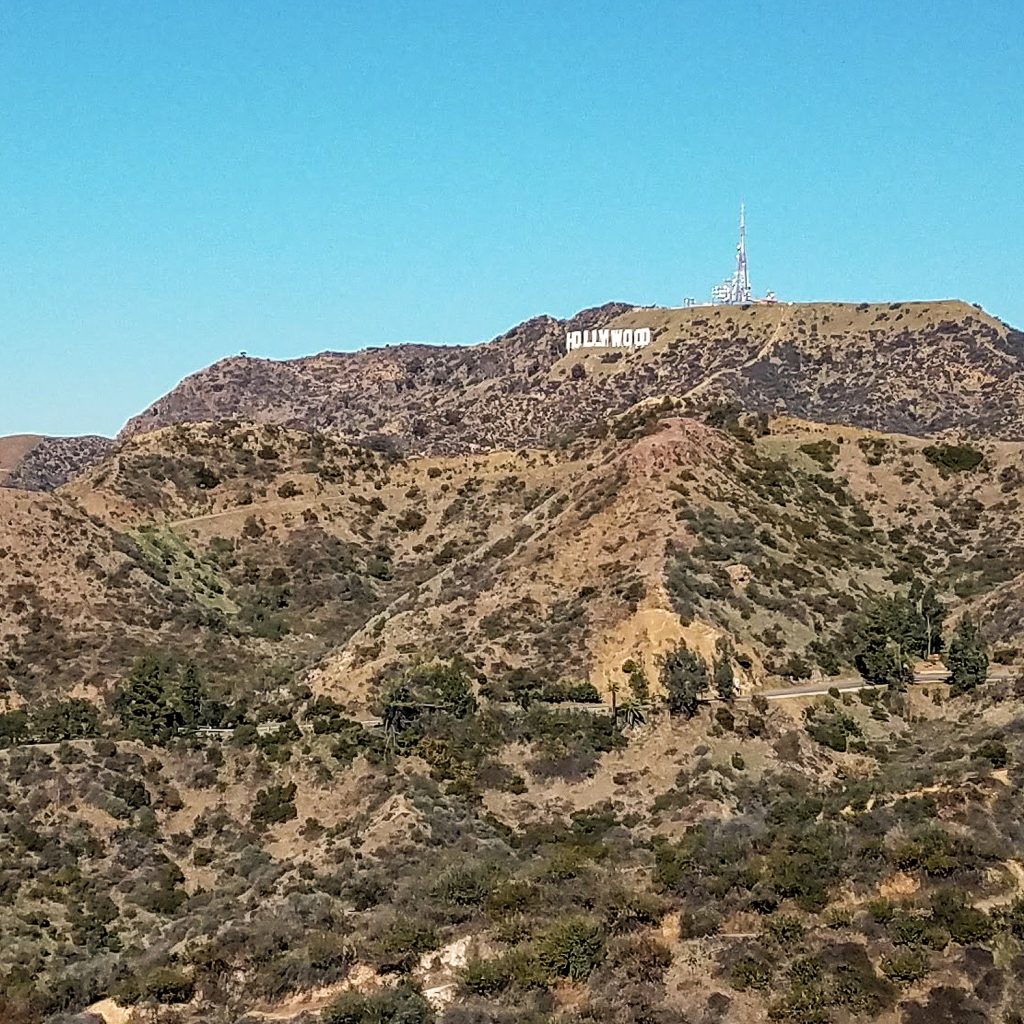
[[6, 668, 1018, 752], [751, 665, 1017, 701]]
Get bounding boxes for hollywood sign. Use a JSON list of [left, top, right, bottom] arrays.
[[565, 327, 652, 354]]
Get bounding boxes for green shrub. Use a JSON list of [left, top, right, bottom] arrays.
[[799, 440, 839, 470], [323, 984, 433, 1024], [250, 782, 298, 828], [923, 444, 984, 473], [375, 919, 437, 974], [537, 915, 605, 981], [974, 739, 1009, 768], [433, 863, 496, 907], [396, 509, 427, 532], [888, 912, 948, 951], [679, 909, 721, 939], [606, 934, 672, 984], [880, 948, 930, 985], [891, 827, 962, 877], [867, 899, 895, 924], [764, 914, 805, 945], [804, 707, 861, 752], [730, 955, 773, 991], [929, 890, 993, 945], [461, 956, 512, 996], [137, 966, 195, 1005]]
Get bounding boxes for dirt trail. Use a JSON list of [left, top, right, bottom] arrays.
[[165, 492, 351, 529]]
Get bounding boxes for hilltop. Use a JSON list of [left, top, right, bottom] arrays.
[[121, 300, 1024, 455], [0, 434, 43, 484]]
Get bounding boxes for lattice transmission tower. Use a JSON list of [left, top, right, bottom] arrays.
[[712, 202, 754, 305]]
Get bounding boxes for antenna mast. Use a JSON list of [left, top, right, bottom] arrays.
[[711, 201, 756, 304], [735, 201, 752, 303]]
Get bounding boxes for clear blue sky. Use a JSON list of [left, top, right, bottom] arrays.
[[2, 1, 1023, 437]]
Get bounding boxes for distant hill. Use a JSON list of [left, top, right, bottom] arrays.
[[121, 299, 1024, 452], [0, 433, 112, 491], [0, 434, 43, 485]]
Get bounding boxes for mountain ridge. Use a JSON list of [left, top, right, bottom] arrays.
[[119, 299, 1024, 458]]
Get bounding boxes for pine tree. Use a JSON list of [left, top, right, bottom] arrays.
[[112, 656, 182, 742], [854, 596, 915, 686], [713, 637, 737, 702], [946, 617, 988, 694], [661, 643, 709, 718], [177, 662, 205, 730]]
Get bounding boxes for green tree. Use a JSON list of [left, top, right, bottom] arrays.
[[946, 617, 988, 694], [251, 782, 298, 828], [713, 637, 737, 702], [854, 597, 916, 686], [112, 656, 183, 742], [29, 699, 100, 741], [909, 579, 946, 657], [177, 662, 205, 730], [380, 659, 477, 754], [661, 643, 709, 718], [622, 659, 650, 702], [0, 710, 29, 746]]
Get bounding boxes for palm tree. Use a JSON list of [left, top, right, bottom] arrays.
[[617, 699, 648, 730], [608, 679, 620, 727]]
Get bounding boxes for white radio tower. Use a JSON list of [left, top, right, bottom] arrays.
[[712, 202, 754, 304]]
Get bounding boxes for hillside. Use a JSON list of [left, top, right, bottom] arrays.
[[5, 385, 1024, 1022], [0, 434, 43, 484], [3, 397, 1024, 1024], [31, 407, 1024, 710], [0, 486, 243, 703], [121, 300, 1024, 454]]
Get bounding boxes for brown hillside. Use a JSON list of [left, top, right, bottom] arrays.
[[0, 487, 231, 703], [6, 409, 1024, 1024], [120, 300, 1024, 452], [309, 411, 1024, 709], [51, 410, 1024, 715], [0, 434, 42, 484]]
